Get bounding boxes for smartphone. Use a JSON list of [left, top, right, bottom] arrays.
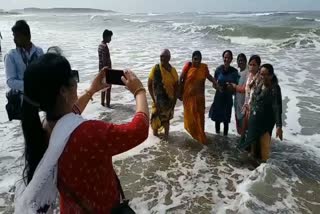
[[106, 69, 125, 85]]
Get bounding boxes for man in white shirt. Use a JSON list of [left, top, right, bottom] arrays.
[[5, 20, 44, 92]]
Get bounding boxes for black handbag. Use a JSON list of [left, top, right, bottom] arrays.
[[111, 176, 136, 214], [5, 89, 22, 121]]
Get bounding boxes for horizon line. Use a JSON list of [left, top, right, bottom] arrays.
[[1, 7, 320, 13]]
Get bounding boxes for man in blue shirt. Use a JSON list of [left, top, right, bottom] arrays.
[[5, 20, 44, 92]]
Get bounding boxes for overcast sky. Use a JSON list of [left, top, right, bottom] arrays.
[[1, 0, 320, 13]]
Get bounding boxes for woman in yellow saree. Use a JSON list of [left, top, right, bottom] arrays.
[[179, 51, 217, 144], [148, 49, 178, 140]]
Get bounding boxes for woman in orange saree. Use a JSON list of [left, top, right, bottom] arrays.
[[179, 51, 217, 144]]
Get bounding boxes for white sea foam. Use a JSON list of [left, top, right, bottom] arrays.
[[221, 36, 276, 46], [296, 16, 320, 22], [213, 12, 275, 18], [147, 13, 162, 16], [123, 18, 148, 23]]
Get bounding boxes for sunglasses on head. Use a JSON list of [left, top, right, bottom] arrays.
[[71, 70, 79, 83]]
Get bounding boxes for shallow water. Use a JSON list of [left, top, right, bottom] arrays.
[[0, 11, 319, 213]]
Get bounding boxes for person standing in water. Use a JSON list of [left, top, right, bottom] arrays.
[[230, 53, 249, 135], [4, 20, 44, 120], [5, 20, 44, 92], [148, 49, 178, 140], [180, 51, 217, 144], [209, 50, 239, 136], [238, 64, 283, 162], [98, 29, 113, 107]]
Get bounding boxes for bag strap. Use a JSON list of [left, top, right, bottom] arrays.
[[20, 48, 38, 67], [115, 175, 126, 201]]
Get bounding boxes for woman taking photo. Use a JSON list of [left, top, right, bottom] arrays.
[[15, 53, 149, 213]]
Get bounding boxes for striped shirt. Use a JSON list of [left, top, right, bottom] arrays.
[[98, 42, 112, 70]]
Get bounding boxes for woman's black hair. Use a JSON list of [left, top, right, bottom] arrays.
[[248, 55, 261, 66], [222, 50, 233, 58], [22, 53, 74, 184], [261, 63, 278, 83], [237, 53, 247, 63], [192, 50, 202, 60], [12, 20, 31, 40]]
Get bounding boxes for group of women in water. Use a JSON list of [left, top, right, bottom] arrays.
[[148, 49, 283, 163], [16, 48, 283, 213]]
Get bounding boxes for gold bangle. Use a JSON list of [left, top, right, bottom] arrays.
[[85, 90, 94, 101], [134, 87, 146, 98]]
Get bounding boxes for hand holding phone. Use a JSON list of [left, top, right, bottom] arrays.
[[106, 69, 125, 85], [121, 70, 144, 95]]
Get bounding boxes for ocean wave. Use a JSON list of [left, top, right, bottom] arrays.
[[210, 11, 300, 18], [171, 23, 234, 35], [123, 18, 148, 23], [220, 35, 319, 49], [172, 24, 293, 39], [278, 33, 320, 48], [89, 15, 113, 21], [212, 12, 274, 18], [296, 16, 320, 22], [170, 22, 320, 48], [147, 13, 162, 16], [220, 33, 320, 49], [220, 36, 275, 46]]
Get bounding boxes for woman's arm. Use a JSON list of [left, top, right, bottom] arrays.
[[179, 70, 186, 85], [204, 65, 218, 88], [272, 85, 283, 140], [235, 84, 246, 93], [122, 70, 149, 116], [109, 69, 150, 153], [272, 85, 282, 128], [178, 63, 190, 100], [73, 68, 110, 114], [148, 78, 156, 103], [73, 90, 95, 114], [78, 112, 148, 157], [106, 112, 149, 155], [207, 74, 219, 89]]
